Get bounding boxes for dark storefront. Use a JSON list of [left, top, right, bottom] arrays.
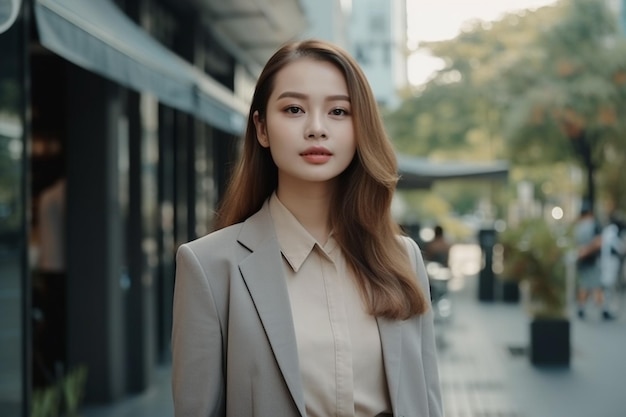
[[0, 1, 30, 415], [0, 0, 296, 414]]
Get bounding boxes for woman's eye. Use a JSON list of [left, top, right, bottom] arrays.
[[330, 108, 349, 116], [285, 106, 302, 114]]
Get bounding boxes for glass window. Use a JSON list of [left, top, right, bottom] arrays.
[[0, 15, 26, 417]]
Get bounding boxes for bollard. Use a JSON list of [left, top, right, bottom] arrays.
[[478, 228, 497, 302]]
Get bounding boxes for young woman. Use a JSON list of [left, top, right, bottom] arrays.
[[171, 39, 443, 417]]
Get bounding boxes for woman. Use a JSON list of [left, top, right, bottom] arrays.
[[171, 39, 443, 417]]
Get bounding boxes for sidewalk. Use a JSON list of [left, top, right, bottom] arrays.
[[80, 366, 173, 417], [439, 269, 626, 417], [82, 245, 626, 417]]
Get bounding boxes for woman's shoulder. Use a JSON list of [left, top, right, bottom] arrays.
[[397, 234, 424, 265], [181, 222, 244, 256], [397, 234, 421, 251]]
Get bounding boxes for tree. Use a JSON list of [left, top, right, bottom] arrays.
[[387, 0, 626, 217], [497, 0, 626, 211], [386, 3, 556, 220]]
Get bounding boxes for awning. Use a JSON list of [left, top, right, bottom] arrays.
[[198, 0, 308, 73], [34, 0, 247, 135], [397, 155, 509, 189]]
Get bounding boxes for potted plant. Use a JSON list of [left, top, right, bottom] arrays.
[[499, 217, 571, 366]]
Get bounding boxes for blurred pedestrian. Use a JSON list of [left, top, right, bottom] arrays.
[[600, 212, 626, 320], [425, 225, 452, 268], [171, 39, 443, 417], [33, 173, 67, 386], [574, 201, 602, 319]]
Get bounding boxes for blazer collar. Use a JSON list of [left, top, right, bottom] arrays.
[[237, 201, 307, 416], [237, 201, 404, 416], [237, 200, 276, 252]]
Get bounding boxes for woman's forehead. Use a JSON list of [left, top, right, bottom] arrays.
[[270, 58, 349, 98]]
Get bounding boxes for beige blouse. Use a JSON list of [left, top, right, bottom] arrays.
[[269, 194, 391, 417]]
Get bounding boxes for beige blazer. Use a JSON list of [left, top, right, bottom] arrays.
[[171, 202, 443, 417]]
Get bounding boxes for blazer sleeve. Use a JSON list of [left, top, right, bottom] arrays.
[[406, 237, 445, 417], [171, 244, 225, 417]]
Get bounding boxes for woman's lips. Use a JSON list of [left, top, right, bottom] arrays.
[[300, 146, 332, 164]]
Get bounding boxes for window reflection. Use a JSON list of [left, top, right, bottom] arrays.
[[0, 21, 25, 417]]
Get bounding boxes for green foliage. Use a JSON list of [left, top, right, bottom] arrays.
[[31, 387, 60, 417], [31, 365, 88, 417], [499, 218, 569, 318], [387, 82, 489, 156], [387, 0, 626, 217], [499, 0, 626, 165], [61, 365, 88, 416]]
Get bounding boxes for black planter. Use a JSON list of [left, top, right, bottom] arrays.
[[530, 318, 570, 366]]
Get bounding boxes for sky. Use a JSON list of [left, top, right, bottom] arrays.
[[406, 0, 559, 85]]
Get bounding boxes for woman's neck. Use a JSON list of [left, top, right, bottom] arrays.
[[276, 183, 333, 245]]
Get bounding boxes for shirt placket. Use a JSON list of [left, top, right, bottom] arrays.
[[320, 249, 354, 417]]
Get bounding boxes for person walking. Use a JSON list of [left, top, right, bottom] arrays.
[[600, 213, 626, 320], [574, 202, 603, 319], [171, 39, 443, 417], [34, 173, 67, 387]]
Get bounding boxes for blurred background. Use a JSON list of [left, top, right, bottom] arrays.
[[1, 0, 625, 416]]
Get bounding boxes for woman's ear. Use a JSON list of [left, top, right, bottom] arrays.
[[253, 111, 269, 148]]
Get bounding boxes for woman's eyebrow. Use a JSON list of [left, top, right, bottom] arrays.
[[276, 91, 306, 100], [327, 94, 351, 102], [276, 91, 350, 102]]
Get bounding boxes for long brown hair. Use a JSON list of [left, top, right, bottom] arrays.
[[215, 39, 427, 319]]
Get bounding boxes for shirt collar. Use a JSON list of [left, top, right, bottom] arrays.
[[269, 193, 336, 272]]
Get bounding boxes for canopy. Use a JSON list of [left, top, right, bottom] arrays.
[[397, 155, 509, 189], [34, 0, 247, 135]]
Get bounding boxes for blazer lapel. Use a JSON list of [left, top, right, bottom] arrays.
[[237, 203, 307, 417], [377, 317, 403, 414]]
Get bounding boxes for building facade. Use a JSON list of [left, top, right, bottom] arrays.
[[348, 0, 408, 109], [299, 0, 408, 109], [0, 0, 306, 415]]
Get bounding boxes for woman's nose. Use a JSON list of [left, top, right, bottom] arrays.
[[305, 112, 327, 139]]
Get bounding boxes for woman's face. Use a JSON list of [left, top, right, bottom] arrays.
[[254, 57, 356, 191]]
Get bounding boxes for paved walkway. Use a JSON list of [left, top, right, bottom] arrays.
[[80, 365, 173, 417], [438, 263, 626, 417], [81, 244, 626, 417]]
